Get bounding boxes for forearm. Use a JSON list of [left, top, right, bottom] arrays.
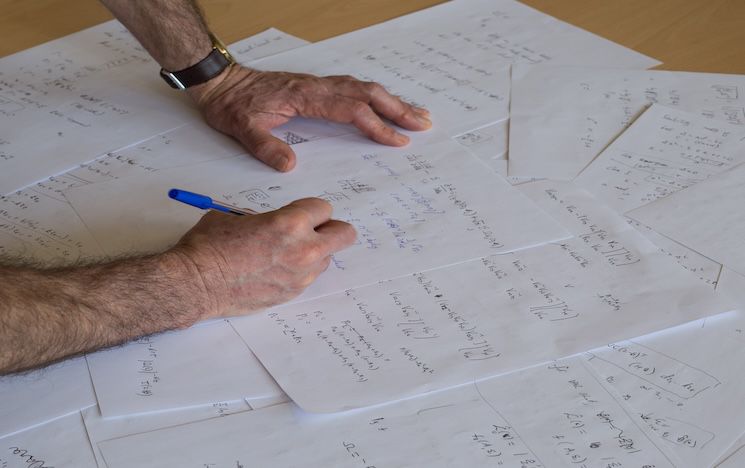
[[99, 0, 213, 71], [0, 252, 205, 374]]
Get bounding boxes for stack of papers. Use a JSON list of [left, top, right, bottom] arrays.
[[2, 1, 745, 467]]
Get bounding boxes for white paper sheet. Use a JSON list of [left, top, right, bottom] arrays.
[[587, 311, 745, 468], [85, 320, 282, 418], [230, 180, 731, 412], [453, 120, 509, 172], [230, 27, 308, 63], [65, 133, 570, 302], [716, 267, 745, 308], [574, 104, 745, 214], [97, 356, 676, 468], [0, 356, 96, 438], [716, 432, 745, 467], [252, 0, 658, 138], [628, 163, 745, 278], [509, 66, 745, 180], [0, 412, 97, 468], [625, 217, 722, 288], [82, 399, 252, 467]]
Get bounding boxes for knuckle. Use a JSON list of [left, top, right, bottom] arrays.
[[350, 100, 371, 116], [271, 210, 307, 235], [311, 197, 333, 211], [364, 81, 385, 95]]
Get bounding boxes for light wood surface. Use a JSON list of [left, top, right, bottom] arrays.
[[1, 0, 743, 74]]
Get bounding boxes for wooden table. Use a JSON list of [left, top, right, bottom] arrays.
[[1, 0, 744, 74]]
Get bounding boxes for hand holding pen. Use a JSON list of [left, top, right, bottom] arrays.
[[167, 189, 357, 318]]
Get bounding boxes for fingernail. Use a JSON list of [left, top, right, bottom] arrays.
[[413, 107, 430, 116], [395, 133, 410, 145], [415, 114, 432, 127], [277, 155, 293, 172]]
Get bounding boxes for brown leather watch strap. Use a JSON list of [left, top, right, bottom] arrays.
[[159, 48, 233, 90]]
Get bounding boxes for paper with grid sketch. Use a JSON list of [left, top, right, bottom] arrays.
[[508, 66, 745, 181], [229, 180, 732, 412], [64, 132, 570, 303], [97, 356, 678, 468]]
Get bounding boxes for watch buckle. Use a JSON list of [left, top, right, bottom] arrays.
[[160, 70, 187, 90]]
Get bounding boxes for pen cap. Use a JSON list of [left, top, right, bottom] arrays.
[[168, 189, 214, 210]]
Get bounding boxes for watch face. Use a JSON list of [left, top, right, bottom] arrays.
[[209, 33, 236, 64]]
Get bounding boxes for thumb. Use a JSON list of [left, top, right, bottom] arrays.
[[237, 127, 297, 172]]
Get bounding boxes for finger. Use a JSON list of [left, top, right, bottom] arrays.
[[283, 198, 334, 227], [314, 219, 357, 254], [235, 127, 297, 172], [304, 95, 410, 146], [329, 78, 432, 131]]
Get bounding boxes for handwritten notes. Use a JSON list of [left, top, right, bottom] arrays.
[[85, 320, 282, 418], [0, 26, 312, 264], [0, 123, 245, 264], [0, 356, 96, 439], [509, 66, 745, 180], [229, 180, 731, 412], [0, 21, 187, 195], [588, 312, 745, 467], [253, 0, 657, 138], [65, 133, 570, 302], [96, 357, 676, 467], [575, 104, 745, 214], [0, 412, 97, 468], [628, 163, 745, 278]]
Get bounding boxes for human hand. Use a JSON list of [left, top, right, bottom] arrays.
[[187, 64, 432, 172], [170, 198, 356, 320]]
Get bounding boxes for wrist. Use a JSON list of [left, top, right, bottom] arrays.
[[186, 64, 264, 109], [156, 250, 215, 327], [185, 61, 236, 105]]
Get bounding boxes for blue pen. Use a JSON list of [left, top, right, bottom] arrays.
[[168, 188, 258, 216]]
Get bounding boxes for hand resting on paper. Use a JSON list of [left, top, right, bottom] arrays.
[[187, 65, 433, 171], [98, 0, 431, 171], [0, 198, 355, 375]]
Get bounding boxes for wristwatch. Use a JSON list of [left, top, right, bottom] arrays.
[[159, 34, 236, 90]]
